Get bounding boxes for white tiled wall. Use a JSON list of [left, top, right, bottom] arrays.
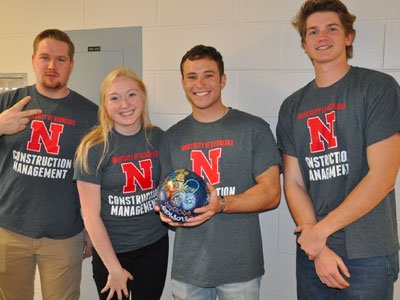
[[385, 19, 400, 69], [1, 0, 399, 299]]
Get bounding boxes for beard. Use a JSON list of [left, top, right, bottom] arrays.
[[41, 75, 69, 91], [35, 76, 70, 98], [43, 79, 63, 90]]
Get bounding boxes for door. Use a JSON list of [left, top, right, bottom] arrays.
[[66, 26, 142, 105]]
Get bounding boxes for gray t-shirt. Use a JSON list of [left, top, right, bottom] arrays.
[[160, 108, 281, 287], [277, 66, 400, 259], [74, 127, 168, 253], [0, 85, 98, 239]]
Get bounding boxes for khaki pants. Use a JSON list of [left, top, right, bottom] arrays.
[[0, 227, 84, 300]]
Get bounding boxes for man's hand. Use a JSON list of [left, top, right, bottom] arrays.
[[155, 183, 222, 227], [182, 183, 221, 227], [314, 246, 350, 289], [295, 223, 327, 260], [83, 230, 93, 258], [154, 204, 186, 227], [0, 96, 42, 136]]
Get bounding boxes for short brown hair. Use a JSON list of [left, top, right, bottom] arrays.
[[180, 45, 224, 78], [292, 0, 356, 59], [33, 29, 75, 61]]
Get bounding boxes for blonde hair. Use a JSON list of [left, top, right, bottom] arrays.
[[75, 67, 153, 174]]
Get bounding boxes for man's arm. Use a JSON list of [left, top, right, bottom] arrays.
[[297, 133, 400, 259], [282, 153, 350, 289], [222, 165, 281, 213], [183, 164, 281, 227], [282, 153, 316, 225]]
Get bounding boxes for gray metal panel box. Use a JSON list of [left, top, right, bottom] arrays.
[[66, 27, 142, 105]]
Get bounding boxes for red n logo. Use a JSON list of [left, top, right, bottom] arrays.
[[307, 111, 338, 153], [121, 159, 153, 193], [27, 120, 64, 155], [191, 149, 221, 185]]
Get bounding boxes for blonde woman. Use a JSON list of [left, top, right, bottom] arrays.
[[74, 67, 168, 300]]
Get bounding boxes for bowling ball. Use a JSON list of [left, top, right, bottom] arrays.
[[157, 169, 209, 223]]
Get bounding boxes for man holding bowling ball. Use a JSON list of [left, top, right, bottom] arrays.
[[155, 45, 281, 300]]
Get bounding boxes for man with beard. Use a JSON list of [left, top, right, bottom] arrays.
[[0, 29, 98, 300]]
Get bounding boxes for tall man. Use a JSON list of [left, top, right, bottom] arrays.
[[277, 0, 400, 299], [157, 45, 281, 300], [0, 29, 98, 300]]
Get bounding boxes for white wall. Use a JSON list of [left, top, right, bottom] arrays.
[[1, 0, 399, 299]]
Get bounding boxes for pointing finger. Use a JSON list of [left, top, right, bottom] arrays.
[[11, 96, 32, 111]]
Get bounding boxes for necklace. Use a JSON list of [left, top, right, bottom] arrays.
[[192, 106, 229, 123], [221, 106, 229, 118]]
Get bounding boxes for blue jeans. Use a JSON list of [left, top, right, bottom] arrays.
[[296, 245, 399, 300], [171, 277, 261, 300]]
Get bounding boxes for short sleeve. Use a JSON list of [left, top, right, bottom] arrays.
[[364, 75, 400, 147], [252, 120, 281, 177], [73, 145, 103, 185], [159, 131, 173, 180], [277, 98, 297, 157]]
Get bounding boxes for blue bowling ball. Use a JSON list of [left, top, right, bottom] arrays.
[[157, 169, 209, 223]]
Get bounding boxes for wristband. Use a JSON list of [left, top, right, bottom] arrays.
[[219, 195, 225, 213]]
